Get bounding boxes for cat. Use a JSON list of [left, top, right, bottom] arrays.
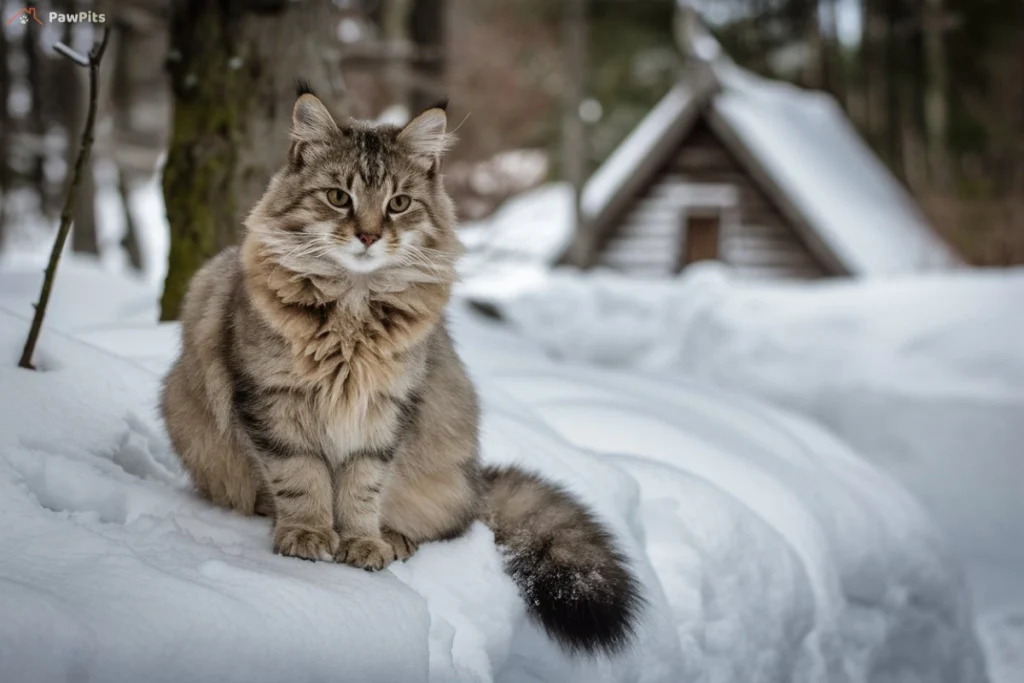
[[161, 83, 641, 655]]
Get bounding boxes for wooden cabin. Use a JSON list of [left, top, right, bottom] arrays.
[[563, 11, 957, 280]]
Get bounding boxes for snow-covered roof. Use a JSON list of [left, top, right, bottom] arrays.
[[580, 11, 958, 276], [581, 82, 702, 221], [708, 64, 956, 275]]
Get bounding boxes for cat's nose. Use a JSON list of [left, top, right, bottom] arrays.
[[357, 232, 380, 247]]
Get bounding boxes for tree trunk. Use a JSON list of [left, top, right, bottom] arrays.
[[884, 0, 903, 178], [25, 10, 47, 196], [0, 0, 10, 245], [862, 0, 887, 145], [561, 0, 591, 268], [410, 0, 447, 112], [102, 0, 172, 273], [160, 0, 343, 320], [921, 0, 950, 190], [823, 0, 846, 107], [746, 0, 769, 75], [900, 84, 928, 191], [802, 0, 824, 89], [110, 25, 142, 270], [380, 0, 415, 110]]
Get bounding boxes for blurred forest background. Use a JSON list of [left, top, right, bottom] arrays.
[[0, 0, 1022, 314]]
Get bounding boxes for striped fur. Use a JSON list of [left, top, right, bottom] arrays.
[[160, 90, 641, 653]]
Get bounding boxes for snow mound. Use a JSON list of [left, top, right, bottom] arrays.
[[0, 263, 988, 682], [486, 263, 1023, 681], [460, 183, 574, 267], [458, 183, 575, 303]]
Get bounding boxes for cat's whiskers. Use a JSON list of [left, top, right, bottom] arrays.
[[394, 252, 449, 282], [398, 246, 456, 280], [265, 237, 336, 286]]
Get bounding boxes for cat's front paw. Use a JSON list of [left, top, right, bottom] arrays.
[[382, 528, 419, 562], [274, 524, 340, 562], [336, 536, 396, 571]]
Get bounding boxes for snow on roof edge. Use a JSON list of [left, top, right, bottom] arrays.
[[581, 82, 700, 220], [710, 62, 959, 275]]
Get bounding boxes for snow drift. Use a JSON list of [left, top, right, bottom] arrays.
[[0, 262, 988, 682], [474, 261, 1023, 681]]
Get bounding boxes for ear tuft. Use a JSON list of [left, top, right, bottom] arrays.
[[425, 98, 449, 112], [398, 106, 453, 158], [292, 92, 337, 142], [295, 79, 316, 99]]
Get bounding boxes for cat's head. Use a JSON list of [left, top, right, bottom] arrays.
[[246, 85, 460, 283]]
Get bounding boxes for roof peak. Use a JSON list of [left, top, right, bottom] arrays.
[[673, 3, 722, 64]]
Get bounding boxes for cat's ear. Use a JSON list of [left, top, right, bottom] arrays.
[[398, 102, 454, 159], [291, 84, 338, 142]]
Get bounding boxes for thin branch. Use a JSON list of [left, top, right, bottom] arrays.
[[53, 41, 90, 67], [18, 27, 112, 370]]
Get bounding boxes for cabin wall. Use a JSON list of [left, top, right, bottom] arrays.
[[596, 119, 829, 280]]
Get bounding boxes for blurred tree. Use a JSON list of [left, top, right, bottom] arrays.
[[446, 0, 560, 163], [380, 0, 415, 109], [587, 0, 677, 168], [0, 1, 10, 245], [562, 0, 589, 267], [821, 0, 845, 107], [861, 0, 887, 148], [24, 6, 46, 196], [103, 0, 172, 273], [409, 0, 446, 113], [921, 0, 950, 190], [799, 0, 824, 89], [160, 0, 344, 320]]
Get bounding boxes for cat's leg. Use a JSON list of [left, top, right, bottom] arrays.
[[262, 455, 339, 561], [163, 364, 264, 515], [333, 456, 396, 571], [380, 459, 480, 556]]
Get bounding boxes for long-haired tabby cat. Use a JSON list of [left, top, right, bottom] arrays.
[[161, 83, 641, 654]]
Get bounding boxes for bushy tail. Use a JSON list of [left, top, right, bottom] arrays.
[[480, 465, 643, 655]]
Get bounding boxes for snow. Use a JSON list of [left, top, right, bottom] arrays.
[[459, 183, 576, 303], [0, 261, 990, 682], [0, 165, 170, 289], [479, 262, 1023, 682], [710, 64, 956, 275], [0, 255, 159, 333], [461, 183, 575, 267]]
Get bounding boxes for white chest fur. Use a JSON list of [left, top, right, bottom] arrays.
[[319, 348, 425, 464]]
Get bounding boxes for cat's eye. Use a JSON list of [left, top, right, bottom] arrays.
[[387, 195, 411, 214], [326, 189, 351, 208]]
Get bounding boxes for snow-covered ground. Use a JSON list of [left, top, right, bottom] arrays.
[[0, 259, 991, 682], [464, 256, 1023, 683]]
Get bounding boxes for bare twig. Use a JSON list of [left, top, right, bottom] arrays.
[[119, 171, 144, 270], [18, 28, 112, 370], [53, 41, 90, 67]]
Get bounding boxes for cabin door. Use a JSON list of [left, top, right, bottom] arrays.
[[678, 211, 721, 270]]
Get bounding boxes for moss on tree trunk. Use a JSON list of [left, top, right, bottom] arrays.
[[161, 2, 253, 320], [159, 0, 343, 320]]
